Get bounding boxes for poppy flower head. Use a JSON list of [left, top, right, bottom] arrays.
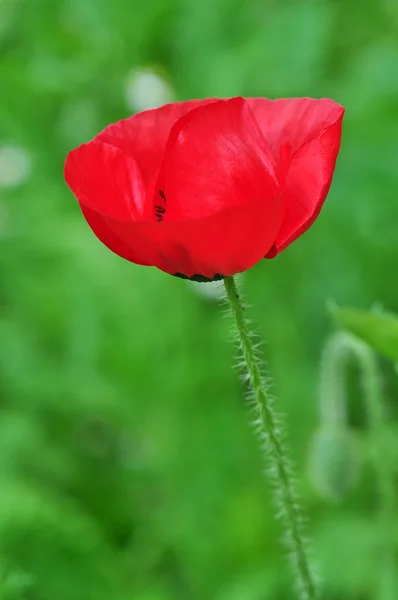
[[64, 96, 344, 281]]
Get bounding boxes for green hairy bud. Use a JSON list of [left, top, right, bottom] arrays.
[[308, 425, 360, 502]]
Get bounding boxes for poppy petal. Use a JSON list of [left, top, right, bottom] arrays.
[[64, 141, 146, 220], [79, 205, 152, 266], [64, 96, 343, 274], [158, 196, 284, 277], [95, 99, 217, 186], [102, 98, 283, 277], [152, 97, 280, 222], [247, 97, 344, 162], [101, 192, 284, 278], [266, 108, 344, 256]]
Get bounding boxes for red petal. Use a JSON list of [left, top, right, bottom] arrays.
[[95, 99, 217, 186], [103, 193, 284, 277], [64, 142, 146, 220], [102, 98, 283, 277], [247, 97, 343, 161], [79, 205, 151, 266], [65, 141, 152, 264], [152, 97, 279, 221], [266, 114, 343, 256], [161, 197, 283, 276], [247, 98, 344, 256]]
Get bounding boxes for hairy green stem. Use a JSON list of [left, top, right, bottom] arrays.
[[321, 331, 396, 600], [223, 276, 317, 600]]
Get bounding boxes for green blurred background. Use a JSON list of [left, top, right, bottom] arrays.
[[1, 0, 398, 598]]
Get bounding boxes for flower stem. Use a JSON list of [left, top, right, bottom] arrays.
[[321, 332, 396, 600], [361, 347, 396, 600], [223, 276, 317, 600]]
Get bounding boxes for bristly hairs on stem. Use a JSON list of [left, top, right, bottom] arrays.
[[222, 275, 318, 600]]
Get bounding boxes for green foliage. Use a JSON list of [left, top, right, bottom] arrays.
[[0, 481, 128, 600], [1, 0, 398, 598], [330, 305, 398, 362]]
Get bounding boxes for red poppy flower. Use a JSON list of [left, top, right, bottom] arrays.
[[64, 96, 344, 282]]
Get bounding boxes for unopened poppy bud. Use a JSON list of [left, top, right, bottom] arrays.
[[308, 425, 360, 502]]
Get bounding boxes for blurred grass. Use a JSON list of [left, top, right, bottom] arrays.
[[1, 0, 398, 598]]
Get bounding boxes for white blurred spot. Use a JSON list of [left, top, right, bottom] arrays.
[[125, 68, 173, 112], [188, 274, 246, 301], [188, 279, 226, 301], [0, 145, 31, 188]]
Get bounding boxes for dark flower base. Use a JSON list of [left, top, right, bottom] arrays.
[[174, 272, 225, 283]]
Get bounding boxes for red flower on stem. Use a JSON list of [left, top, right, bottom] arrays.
[[64, 96, 344, 281]]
